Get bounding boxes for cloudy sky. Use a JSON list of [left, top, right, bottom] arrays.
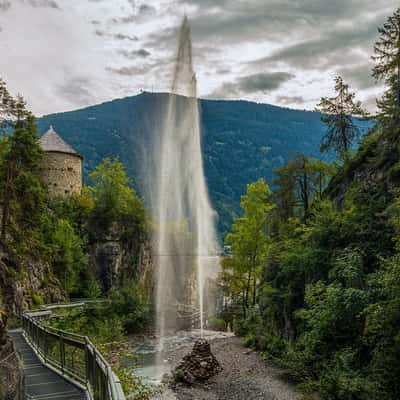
[[0, 0, 397, 115]]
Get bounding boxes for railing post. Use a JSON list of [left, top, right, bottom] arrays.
[[59, 331, 65, 374], [44, 330, 48, 363], [85, 337, 89, 388]]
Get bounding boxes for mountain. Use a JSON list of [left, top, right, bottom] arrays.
[[36, 92, 371, 237]]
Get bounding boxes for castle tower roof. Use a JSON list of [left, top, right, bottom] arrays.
[[39, 126, 82, 158]]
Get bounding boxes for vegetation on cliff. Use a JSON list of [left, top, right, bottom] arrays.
[[0, 79, 149, 322], [0, 82, 151, 397], [221, 7, 400, 400]]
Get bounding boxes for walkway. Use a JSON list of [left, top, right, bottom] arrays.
[[9, 330, 86, 400]]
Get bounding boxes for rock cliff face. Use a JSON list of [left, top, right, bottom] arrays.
[[91, 224, 154, 295], [0, 245, 63, 400], [326, 128, 400, 206], [0, 248, 64, 316], [0, 313, 24, 400]]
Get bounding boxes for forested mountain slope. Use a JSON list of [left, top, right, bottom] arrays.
[[36, 92, 370, 235]]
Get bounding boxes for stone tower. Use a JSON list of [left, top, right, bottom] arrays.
[[39, 126, 82, 198]]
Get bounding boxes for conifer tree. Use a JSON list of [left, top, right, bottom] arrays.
[[273, 155, 333, 223], [0, 79, 45, 245], [372, 7, 400, 129], [317, 76, 365, 160]]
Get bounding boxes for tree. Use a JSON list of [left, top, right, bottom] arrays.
[[88, 157, 145, 235], [225, 179, 274, 316], [0, 78, 27, 126], [316, 76, 365, 159], [51, 218, 87, 295], [0, 114, 46, 246], [372, 7, 400, 129], [0, 80, 45, 246], [273, 155, 333, 223]]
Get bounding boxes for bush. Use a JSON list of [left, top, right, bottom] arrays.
[[107, 281, 150, 334], [31, 293, 43, 306], [207, 318, 227, 331]]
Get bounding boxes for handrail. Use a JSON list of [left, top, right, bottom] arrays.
[[21, 302, 126, 400]]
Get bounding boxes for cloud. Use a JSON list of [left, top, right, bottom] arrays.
[[216, 68, 231, 75], [95, 30, 138, 41], [338, 64, 375, 90], [362, 94, 379, 112], [249, 20, 380, 71], [0, 1, 11, 12], [211, 72, 294, 98], [238, 72, 294, 93], [24, 0, 60, 8], [111, 14, 136, 24], [119, 48, 151, 59], [57, 76, 96, 106], [276, 95, 305, 105], [1, 0, 398, 114], [138, 4, 156, 16], [114, 32, 139, 41], [110, 2, 156, 24], [107, 65, 150, 76]]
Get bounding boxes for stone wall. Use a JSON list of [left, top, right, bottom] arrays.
[[40, 151, 82, 198]]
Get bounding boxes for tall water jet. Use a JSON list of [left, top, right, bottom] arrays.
[[149, 16, 220, 342]]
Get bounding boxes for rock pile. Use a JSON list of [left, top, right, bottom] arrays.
[[173, 339, 222, 384]]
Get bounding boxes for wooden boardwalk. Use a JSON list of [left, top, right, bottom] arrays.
[[9, 330, 86, 400]]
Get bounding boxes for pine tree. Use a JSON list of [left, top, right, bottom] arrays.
[[1, 115, 46, 245], [372, 7, 400, 129], [0, 79, 27, 126], [273, 155, 333, 223], [0, 79, 46, 245], [317, 76, 365, 160]]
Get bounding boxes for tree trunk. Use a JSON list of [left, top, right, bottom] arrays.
[[1, 164, 12, 242], [397, 59, 400, 127], [242, 288, 247, 319], [252, 256, 257, 307], [244, 269, 251, 311]]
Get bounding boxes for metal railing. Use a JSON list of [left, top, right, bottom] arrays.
[[21, 306, 126, 400]]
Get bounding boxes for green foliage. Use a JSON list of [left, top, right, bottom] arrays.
[[106, 280, 150, 334], [51, 281, 150, 339], [0, 113, 47, 253], [316, 76, 365, 160], [273, 155, 334, 222], [223, 178, 274, 317], [49, 218, 88, 295], [372, 7, 400, 129], [223, 105, 400, 399], [85, 279, 102, 299], [89, 157, 145, 237], [31, 293, 43, 306], [42, 158, 148, 297], [207, 317, 227, 331], [49, 283, 152, 399], [51, 305, 124, 344]]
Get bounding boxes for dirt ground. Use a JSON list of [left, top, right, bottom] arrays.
[[155, 336, 300, 400]]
